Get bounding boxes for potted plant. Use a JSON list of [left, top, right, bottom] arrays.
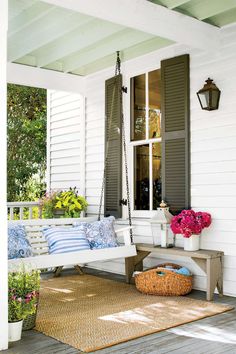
[[170, 209, 211, 251], [8, 269, 40, 342], [40, 187, 88, 218]]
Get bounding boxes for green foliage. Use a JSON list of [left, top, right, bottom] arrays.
[[7, 84, 47, 202], [9, 207, 40, 221], [40, 187, 88, 218], [40, 191, 58, 219], [8, 269, 40, 322]]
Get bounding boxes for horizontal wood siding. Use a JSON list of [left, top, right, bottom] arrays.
[[47, 90, 83, 193], [83, 24, 236, 297]]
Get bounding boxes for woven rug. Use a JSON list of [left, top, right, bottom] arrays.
[[36, 274, 233, 353]]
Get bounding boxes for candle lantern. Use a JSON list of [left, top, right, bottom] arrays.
[[150, 201, 175, 248]]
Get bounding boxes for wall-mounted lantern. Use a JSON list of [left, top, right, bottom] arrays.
[[150, 201, 175, 248], [197, 78, 221, 111]]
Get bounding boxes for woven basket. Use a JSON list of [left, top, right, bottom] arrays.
[[135, 263, 193, 296], [22, 294, 39, 331], [23, 312, 37, 331]]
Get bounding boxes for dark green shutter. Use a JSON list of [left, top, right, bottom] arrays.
[[104, 74, 122, 218], [161, 54, 190, 213]]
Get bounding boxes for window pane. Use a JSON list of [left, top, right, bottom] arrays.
[[152, 143, 162, 210], [134, 145, 149, 210], [149, 70, 161, 138], [131, 74, 146, 141]]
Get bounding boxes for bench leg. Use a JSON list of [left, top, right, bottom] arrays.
[[216, 255, 224, 297], [53, 266, 64, 277], [74, 265, 84, 275], [206, 257, 223, 301], [125, 257, 135, 284], [125, 251, 150, 284], [192, 256, 223, 301]]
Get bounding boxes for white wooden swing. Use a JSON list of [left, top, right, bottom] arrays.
[[8, 53, 137, 271], [8, 217, 136, 271]]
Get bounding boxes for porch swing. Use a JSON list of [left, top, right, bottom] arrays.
[[8, 53, 136, 271]]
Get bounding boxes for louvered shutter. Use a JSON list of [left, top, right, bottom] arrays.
[[161, 54, 190, 214], [104, 74, 122, 218]]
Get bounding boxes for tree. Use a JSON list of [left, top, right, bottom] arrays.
[[7, 84, 47, 201]]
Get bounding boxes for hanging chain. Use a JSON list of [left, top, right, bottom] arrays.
[[98, 51, 133, 244], [120, 96, 133, 244], [115, 51, 121, 76], [98, 52, 120, 221]]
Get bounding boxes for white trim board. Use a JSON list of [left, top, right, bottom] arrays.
[[7, 63, 86, 94], [42, 0, 221, 51]]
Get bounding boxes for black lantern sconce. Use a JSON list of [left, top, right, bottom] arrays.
[[197, 78, 221, 111]]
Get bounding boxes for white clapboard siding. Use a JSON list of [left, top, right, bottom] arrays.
[[83, 24, 236, 297], [47, 90, 84, 194]]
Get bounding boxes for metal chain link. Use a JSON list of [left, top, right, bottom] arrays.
[[121, 106, 133, 243], [98, 51, 133, 244], [98, 52, 120, 221], [115, 51, 121, 76]]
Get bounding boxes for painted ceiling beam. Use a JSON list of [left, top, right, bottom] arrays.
[[42, 0, 221, 51], [7, 62, 86, 94], [37, 20, 124, 68], [74, 37, 174, 76], [8, 9, 92, 62], [8, 2, 55, 37], [65, 29, 160, 73], [8, 0, 34, 20], [151, 0, 191, 10], [182, 0, 236, 21]]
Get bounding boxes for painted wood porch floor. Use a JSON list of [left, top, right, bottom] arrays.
[[5, 268, 236, 354]]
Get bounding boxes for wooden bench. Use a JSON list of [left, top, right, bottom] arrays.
[[8, 217, 137, 273], [125, 243, 224, 301]]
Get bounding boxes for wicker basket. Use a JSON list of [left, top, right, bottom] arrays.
[[135, 263, 193, 296], [22, 294, 39, 331], [23, 312, 37, 331]]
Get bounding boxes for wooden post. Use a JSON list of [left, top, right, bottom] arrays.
[[0, 0, 9, 349]]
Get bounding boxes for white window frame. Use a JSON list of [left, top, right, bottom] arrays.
[[126, 69, 162, 218]]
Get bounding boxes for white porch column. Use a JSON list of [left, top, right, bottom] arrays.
[[0, 0, 9, 350]]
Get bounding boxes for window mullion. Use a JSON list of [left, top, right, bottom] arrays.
[[149, 142, 153, 210], [145, 72, 149, 141]]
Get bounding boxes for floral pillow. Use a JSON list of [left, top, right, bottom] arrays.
[[74, 216, 119, 249], [8, 224, 33, 259]]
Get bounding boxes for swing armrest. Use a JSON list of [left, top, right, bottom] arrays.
[[115, 226, 134, 246]]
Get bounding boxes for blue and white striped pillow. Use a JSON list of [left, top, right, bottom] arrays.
[[43, 227, 90, 254]]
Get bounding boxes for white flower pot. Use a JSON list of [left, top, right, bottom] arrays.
[[184, 234, 200, 251], [8, 320, 23, 342]]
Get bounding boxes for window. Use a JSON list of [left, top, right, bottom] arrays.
[[104, 55, 189, 218], [131, 69, 162, 211]]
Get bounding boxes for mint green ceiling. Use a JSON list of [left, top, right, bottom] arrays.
[[8, 0, 236, 76], [149, 0, 236, 27], [8, 0, 174, 76]]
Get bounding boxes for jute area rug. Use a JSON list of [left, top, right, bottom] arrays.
[[35, 274, 233, 353]]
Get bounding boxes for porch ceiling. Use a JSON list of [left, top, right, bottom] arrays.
[[149, 0, 236, 27], [8, 0, 236, 77]]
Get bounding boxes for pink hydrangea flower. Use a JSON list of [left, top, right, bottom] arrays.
[[170, 209, 212, 238]]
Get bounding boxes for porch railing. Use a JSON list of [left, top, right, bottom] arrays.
[[7, 201, 42, 220]]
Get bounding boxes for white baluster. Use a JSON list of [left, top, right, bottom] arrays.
[[10, 207, 14, 220], [19, 207, 23, 220], [29, 207, 33, 219]]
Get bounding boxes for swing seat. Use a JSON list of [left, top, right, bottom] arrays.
[[8, 217, 137, 270]]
